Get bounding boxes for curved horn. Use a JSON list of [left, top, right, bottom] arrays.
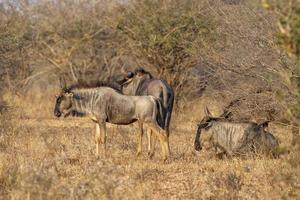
[[121, 65, 135, 78], [121, 65, 127, 74], [204, 106, 212, 117], [220, 110, 232, 119], [59, 76, 67, 89]]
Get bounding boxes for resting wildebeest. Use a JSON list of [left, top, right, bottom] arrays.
[[194, 107, 279, 157], [53, 82, 170, 161], [118, 67, 174, 156]]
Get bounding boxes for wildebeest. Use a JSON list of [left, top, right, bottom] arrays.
[[54, 82, 170, 161], [118, 67, 174, 156], [194, 107, 279, 157]]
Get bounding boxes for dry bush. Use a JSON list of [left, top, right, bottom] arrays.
[[28, 0, 120, 80], [0, 0, 123, 118], [264, 0, 300, 130], [180, 0, 292, 121], [0, 2, 32, 92], [114, 0, 215, 97], [0, 0, 297, 123], [1, 0, 122, 89]]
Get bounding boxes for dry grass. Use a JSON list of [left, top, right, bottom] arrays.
[[0, 105, 299, 200], [0, 0, 299, 199]]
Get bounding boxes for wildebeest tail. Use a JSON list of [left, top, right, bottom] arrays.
[[194, 125, 202, 151], [161, 83, 174, 131], [153, 97, 164, 128]]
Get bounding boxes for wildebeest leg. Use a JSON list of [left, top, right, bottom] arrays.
[[214, 145, 217, 154], [215, 146, 225, 159], [95, 123, 101, 158], [99, 122, 107, 157], [136, 121, 144, 156], [165, 111, 171, 137], [165, 97, 174, 137], [215, 145, 227, 159], [147, 129, 156, 158], [147, 129, 152, 155], [148, 123, 170, 161], [160, 131, 170, 161]]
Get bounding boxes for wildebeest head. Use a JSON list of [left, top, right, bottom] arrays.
[[117, 66, 135, 85], [119, 67, 153, 95], [118, 71, 135, 85], [194, 107, 231, 151], [54, 77, 74, 118], [54, 89, 74, 118]]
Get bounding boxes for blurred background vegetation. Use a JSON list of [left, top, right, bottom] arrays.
[[0, 0, 299, 124], [262, 0, 300, 129]]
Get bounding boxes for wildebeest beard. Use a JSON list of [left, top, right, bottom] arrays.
[[64, 110, 86, 118]]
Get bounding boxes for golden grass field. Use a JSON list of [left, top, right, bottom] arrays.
[[1, 0, 300, 199], [0, 100, 299, 200]]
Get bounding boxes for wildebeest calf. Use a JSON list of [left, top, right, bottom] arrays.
[[194, 107, 279, 157]]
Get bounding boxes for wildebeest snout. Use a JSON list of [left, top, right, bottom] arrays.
[[54, 110, 61, 117], [194, 143, 202, 151]]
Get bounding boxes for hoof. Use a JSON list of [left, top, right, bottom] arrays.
[[136, 151, 142, 157], [148, 151, 154, 159], [194, 144, 202, 151], [162, 157, 168, 163]]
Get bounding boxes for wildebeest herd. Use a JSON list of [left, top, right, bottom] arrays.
[[54, 67, 279, 161]]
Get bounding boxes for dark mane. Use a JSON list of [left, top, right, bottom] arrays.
[[63, 79, 122, 93]]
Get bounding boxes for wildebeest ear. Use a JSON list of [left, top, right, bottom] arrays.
[[204, 106, 212, 117], [220, 110, 232, 119], [59, 76, 67, 89], [62, 87, 70, 93], [207, 121, 214, 128], [134, 67, 145, 74], [258, 120, 270, 129], [121, 65, 127, 74], [135, 67, 147, 77]]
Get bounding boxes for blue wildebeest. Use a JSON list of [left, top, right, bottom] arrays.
[[118, 67, 174, 157], [54, 82, 170, 161], [194, 107, 279, 157]]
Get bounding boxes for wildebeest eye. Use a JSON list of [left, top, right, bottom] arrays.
[[56, 96, 63, 103]]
